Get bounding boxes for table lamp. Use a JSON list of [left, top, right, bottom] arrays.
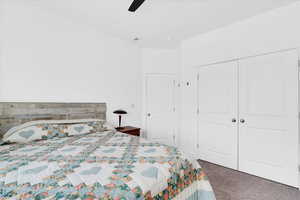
[[113, 109, 127, 128]]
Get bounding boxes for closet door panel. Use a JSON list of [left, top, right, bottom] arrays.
[[198, 62, 238, 169], [239, 50, 299, 187]]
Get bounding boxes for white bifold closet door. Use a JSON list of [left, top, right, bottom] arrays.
[[238, 50, 299, 187], [197, 49, 299, 187], [197, 62, 238, 170]]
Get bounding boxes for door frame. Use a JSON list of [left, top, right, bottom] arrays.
[[144, 73, 178, 146]]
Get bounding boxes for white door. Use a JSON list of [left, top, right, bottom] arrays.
[[146, 74, 176, 146], [239, 50, 299, 187], [198, 62, 238, 169]]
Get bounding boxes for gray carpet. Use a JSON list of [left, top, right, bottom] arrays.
[[199, 160, 300, 200]]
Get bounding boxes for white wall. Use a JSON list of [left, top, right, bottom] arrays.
[[182, 1, 300, 68], [141, 48, 180, 141], [0, 1, 142, 126], [141, 48, 180, 75]]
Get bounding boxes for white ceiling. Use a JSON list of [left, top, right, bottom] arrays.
[[27, 0, 298, 47]]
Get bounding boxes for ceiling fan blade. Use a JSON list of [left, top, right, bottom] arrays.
[[128, 0, 146, 12]]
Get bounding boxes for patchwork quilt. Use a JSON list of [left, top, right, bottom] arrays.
[[0, 131, 215, 200]]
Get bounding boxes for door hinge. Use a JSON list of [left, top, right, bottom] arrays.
[[197, 74, 200, 81], [197, 108, 200, 115], [298, 60, 300, 68]]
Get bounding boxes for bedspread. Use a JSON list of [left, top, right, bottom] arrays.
[[0, 131, 215, 200]]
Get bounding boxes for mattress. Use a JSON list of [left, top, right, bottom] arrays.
[[0, 131, 215, 199]]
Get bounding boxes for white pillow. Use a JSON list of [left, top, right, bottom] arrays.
[[3, 119, 104, 140], [4, 126, 44, 144], [2, 119, 105, 144], [66, 124, 94, 136]]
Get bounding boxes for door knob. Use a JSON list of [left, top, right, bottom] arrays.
[[232, 118, 237, 123], [147, 113, 151, 117], [240, 119, 245, 123]]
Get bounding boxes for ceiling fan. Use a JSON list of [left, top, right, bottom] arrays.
[[128, 0, 146, 12]]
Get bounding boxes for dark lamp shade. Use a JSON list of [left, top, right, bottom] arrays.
[[113, 109, 127, 115]]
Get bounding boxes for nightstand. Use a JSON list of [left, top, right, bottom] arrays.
[[116, 126, 140, 136]]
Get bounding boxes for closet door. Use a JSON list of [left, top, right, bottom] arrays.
[[198, 62, 238, 169], [239, 50, 299, 187]]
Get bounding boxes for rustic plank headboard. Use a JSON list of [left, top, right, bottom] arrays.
[[0, 102, 106, 138]]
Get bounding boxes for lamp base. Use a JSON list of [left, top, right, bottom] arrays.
[[118, 115, 122, 128]]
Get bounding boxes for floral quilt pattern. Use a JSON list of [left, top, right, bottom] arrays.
[[0, 131, 215, 200]]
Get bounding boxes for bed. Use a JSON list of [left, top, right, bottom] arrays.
[[0, 103, 215, 200]]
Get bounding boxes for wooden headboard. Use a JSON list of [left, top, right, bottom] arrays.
[[0, 102, 106, 138]]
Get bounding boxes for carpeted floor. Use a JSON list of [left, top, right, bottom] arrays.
[[199, 160, 300, 200]]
